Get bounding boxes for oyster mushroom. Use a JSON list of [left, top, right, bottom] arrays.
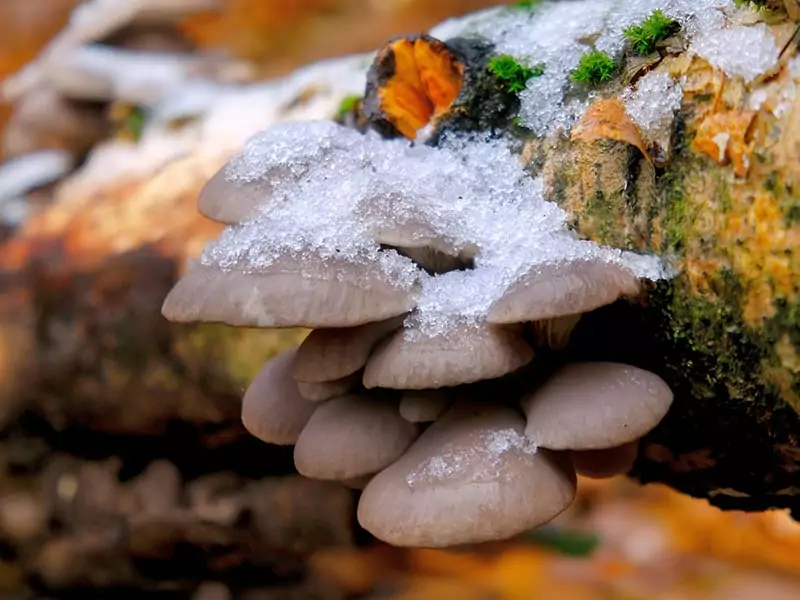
[[294, 394, 419, 481], [296, 373, 362, 402], [488, 260, 641, 324], [357, 401, 576, 547], [363, 322, 533, 390], [196, 167, 272, 225], [292, 316, 405, 383], [198, 120, 369, 224], [522, 362, 674, 451], [241, 349, 318, 446], [161, 256, 416, 328]]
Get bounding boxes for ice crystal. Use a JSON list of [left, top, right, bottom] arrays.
[[621, 71, 683, 139]]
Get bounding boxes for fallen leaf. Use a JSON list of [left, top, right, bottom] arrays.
[[571, 97, 652, 163]]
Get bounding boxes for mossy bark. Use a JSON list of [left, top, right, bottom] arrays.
[[510, 27, 800, 514]]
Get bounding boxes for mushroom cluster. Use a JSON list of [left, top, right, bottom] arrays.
[[162, 115, 675, 547]]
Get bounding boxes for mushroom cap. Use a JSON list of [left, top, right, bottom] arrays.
[[294, 394, 419, 481], [398, 391, 451, 423], [357, 402, 576, 547], [161, 257, 416, 328], [571, 442, 639, 479], [523, 362, 674, 451], [292, 317, 405, 383], [363, 323, 533, 390], [241, 349, 318, 445], [487, 260, 640, 324], [296, 373, 361, 402], [197, 166, 271, 225]]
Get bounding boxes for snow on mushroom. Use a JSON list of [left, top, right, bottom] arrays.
[[357, 401, 576, 548], [155, 0, 742, 548]]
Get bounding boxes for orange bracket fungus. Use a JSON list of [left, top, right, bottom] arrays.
[[362, 34, 465, 139]]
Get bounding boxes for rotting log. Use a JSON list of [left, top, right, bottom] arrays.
[[1, 1, 800, 578]]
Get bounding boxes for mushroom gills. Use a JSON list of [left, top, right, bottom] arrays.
[[527, 314, 582, 349], [571, 441, 639, 479]]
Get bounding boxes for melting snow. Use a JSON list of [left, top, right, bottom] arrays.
[[200, 0, 782, 336], [201, 125, 665, 335], [405, 428, 539, 488]]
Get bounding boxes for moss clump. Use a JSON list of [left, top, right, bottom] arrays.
[[488, 54, 544, 93], [623, 9, 679, 55], [513, 0, 543, 8], [571, 50, 617, 86], [335, 94, 362, 120]]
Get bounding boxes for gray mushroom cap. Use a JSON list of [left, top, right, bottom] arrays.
[[523, 362, 674, 451], [292, 317, 404, 383], [197, 167, 272, 225], [296, 373, 361, 402], [293, 394, 419, 481], [161, 257, 416, 328], [241, 349, 318, 446], [363, 323, 533, 390], [487, 260, 641, 324], [357, 401, 576, 547]]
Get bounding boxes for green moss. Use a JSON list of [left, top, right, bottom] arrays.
[[121, 106, 146, 141], [623, 10, 679, 55], [571, 50, 617, 86], [513, 0, 543, 8], [733, 0, 770, 8], [335, 94, 362, 120], [488, 54, 544, 93], [660, 270, 768, 403]]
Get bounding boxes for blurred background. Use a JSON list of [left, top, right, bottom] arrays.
[[1, 1, 800, 599]]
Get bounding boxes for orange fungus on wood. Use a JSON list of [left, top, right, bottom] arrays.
[[365, 35, 464, 139], [691, 109, 756, 178]]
